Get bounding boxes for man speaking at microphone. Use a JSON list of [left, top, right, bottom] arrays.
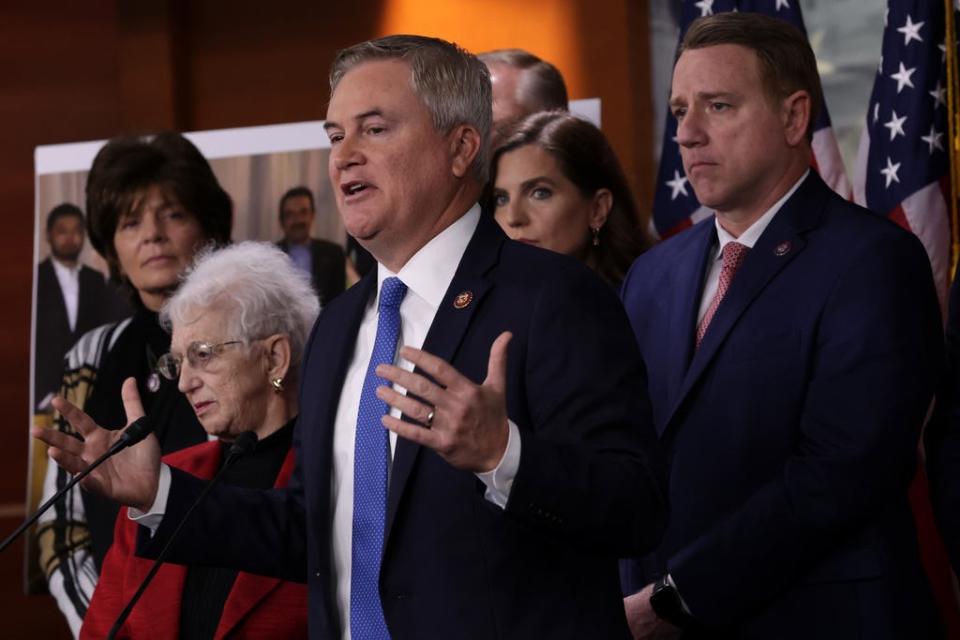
[[35, 35, 666, 639]]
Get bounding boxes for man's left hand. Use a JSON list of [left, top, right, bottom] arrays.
[[376, 331, 512, 473], [624, 584, 682, 640]]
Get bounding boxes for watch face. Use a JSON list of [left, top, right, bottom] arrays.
[[650, 582, 687, 628]]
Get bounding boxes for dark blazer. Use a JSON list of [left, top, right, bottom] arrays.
[[926, 261, 960, 575], [144, 214, 667, 639], [620, 173, 943, 639], [83, 442, 307, 639], [277, 238, 346, 306], [34, 258, 129, 407]]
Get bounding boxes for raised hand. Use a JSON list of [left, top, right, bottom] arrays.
[[375, 331, 512, 473], [30, 377, 162, 512]]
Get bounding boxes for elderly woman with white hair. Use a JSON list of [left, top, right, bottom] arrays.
[[76, 242, 318, 639]]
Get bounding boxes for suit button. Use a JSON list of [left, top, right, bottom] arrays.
[[315, 571, 321, 578]]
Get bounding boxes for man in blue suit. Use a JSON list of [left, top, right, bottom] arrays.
[[37, 35, 666, 639], [619, 13, 942, 639], [926, 261, 960, 575]]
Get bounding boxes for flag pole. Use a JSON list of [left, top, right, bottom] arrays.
[[946, 0, 959, 283]]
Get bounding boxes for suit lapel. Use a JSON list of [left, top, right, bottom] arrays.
[[314, 273, 376, 442], [40, 260, 71, 335], [75, 267, 96, 333], [662, 173, 827, 437], [385, 215, 503, 540], [658, 223, 716, 435], [301, 271, 373, 626]]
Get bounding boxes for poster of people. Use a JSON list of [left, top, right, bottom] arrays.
[[26, 121, 342, 593]]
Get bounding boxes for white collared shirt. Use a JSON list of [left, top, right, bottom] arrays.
[[51, 258, 80, 332], [696, 170, 809, 324]]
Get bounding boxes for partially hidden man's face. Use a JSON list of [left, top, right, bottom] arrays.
[[486, 63, 527, 133], [48, 215, 85, 263], [325, 59, 459, 266], [280, 195, 315, 245], [670, 44, 794, 217]]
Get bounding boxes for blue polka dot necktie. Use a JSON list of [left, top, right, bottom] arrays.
[[351, 276, 407, 639]]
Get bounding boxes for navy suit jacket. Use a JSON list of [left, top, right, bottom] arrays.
[[926, 260, 960, 575], [278, 238, 346, 306], [144, 214, 666, 639], [34, 258, 130, 407], [620, 173, 942, 639]]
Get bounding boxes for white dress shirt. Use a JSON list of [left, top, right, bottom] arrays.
[[51, 258, 80, 332], [696, 170, 810, 323], [134, 204, 521, 640]]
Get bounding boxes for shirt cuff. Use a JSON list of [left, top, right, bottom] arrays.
[[666, 573, 692, 615], [476, 419, 520, 509], [127, 463, 171, 535]]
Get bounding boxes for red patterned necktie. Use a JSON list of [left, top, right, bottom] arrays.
[[696, 241, 749, 348]]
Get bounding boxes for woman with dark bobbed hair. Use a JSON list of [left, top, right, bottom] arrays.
[[35, 131, 232, 637], [489, 110, 650, 286]]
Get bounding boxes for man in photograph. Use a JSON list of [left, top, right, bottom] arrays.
[[277, 185, 346, 305], [34, 203, 128, 410]]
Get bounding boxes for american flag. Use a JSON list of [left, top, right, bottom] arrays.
[[652, 0, 850, 239], [855, 3, 960, 636], [853, 0, 955, 306]]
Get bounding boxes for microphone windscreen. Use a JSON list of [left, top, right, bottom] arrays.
[[228, 431, 258, 458], [118, 416, 154, 447]]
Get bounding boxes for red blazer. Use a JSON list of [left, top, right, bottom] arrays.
[[81, 440, 308, 639]]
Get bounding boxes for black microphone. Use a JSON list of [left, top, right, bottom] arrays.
[[0, 416, 154, 554], [107, 430, 259, 639]]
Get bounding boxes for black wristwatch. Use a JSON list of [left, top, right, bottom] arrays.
[[649, 575, 693, 628]]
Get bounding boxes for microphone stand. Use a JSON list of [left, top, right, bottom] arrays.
[[107, 431, 258, 640], [0, 416, 154, 554]]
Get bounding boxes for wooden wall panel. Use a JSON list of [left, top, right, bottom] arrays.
[[1, 5, 123, 636], [184, 1, 387, 130]]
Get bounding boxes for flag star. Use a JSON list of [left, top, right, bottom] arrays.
[[930, 80, 947, 108], [921, 125, 944, 154], [775, 0, 790, 10], [694, 0, 714, 16], [880, 157, 901, 188], [889, 62, 916, 93], [896, 14, 924, 46], [872, 102, 880, 124], [666, 170, 690, 200], [883, 109, 907, 141], [939, 41, 947, 63]]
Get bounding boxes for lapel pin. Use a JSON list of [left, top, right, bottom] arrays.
[[453, 291, 473, 309], [773, 241, 792, 257]]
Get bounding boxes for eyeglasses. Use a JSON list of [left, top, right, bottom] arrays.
[[156, 340, 243, 381]]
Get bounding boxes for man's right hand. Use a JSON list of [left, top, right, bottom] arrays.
[[30, 377, 162, 512]]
